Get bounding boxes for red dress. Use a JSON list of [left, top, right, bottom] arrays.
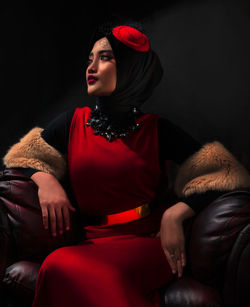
[[32, 107, 173, 307]]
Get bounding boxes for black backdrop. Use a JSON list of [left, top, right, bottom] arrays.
[[1, 0, 250, 167]]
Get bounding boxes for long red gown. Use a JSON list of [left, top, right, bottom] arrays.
[[32, 107, 173, 307]]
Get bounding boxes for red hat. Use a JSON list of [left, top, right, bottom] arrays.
[[112, 25, 150, 52]]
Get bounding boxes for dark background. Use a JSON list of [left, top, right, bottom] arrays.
[[1, 0, 250, 167]]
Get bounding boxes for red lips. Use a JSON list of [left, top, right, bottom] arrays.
[[87, 75, 98, 84], [88, 75, 98, 81]]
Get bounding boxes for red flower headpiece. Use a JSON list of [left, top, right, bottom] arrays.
[[112, 25, 150, 52]]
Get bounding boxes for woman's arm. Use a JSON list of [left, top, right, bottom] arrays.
[[158, 116, 211, 213], [31, 171, 76, 236], [3, 109, 75, 236], [157, 117, 201, 277], [158, 117, 250, 211], [3, 109, 74, 179], [157, 117, 250, 277], [158, 202, 195, 278]]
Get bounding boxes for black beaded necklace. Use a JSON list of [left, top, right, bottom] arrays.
[[86, 104, 141, 142]]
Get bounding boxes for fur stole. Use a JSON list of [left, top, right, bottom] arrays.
[[3, 128, 66, 179], [174, 141, 250, 198]]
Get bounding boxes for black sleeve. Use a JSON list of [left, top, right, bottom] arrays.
[[158, 116, 223, 214], [41, 108, 75, 154], [14, 167, 42, 177], [178, 190, 225, 214], [13, 109, 75, 178]]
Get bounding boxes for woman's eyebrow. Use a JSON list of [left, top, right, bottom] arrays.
[[89, 50, 113, 56]]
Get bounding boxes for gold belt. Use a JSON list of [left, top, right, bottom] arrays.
[[99, 203, 151, 226]]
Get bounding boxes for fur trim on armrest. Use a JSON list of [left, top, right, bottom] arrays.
[[3, 127, 66, 179], [174, 141, 250, 198]]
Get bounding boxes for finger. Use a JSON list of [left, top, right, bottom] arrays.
[[179, 236, 186, 267], [163, 249, 177, 274], [41, 207, 49, 230], [170, 253, 178, 275], [62, 206, 71, 231], [177, 258, 183, 278], [66, 201, 76, 212], [181, 251, 186, 267], [175, 251, 183, 278], [48, 207, 57, 237], [55, 207, 64, 235]]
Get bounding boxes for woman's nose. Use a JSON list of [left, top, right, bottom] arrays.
[[88, 60, 97, 73]]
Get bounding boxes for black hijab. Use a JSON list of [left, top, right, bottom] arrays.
[[86, 21, 163, 141]]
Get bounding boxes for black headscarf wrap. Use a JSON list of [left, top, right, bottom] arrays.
[[86, 21, 164, 141]]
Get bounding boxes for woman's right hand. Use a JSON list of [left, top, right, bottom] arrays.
[[31, 172, 76, 236]]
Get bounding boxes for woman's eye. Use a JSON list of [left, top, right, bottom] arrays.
[[86, 55, 112, 66], [101, 55, 111, 61]]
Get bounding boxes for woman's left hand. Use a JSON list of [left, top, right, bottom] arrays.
[[156, 209, 186, 278]]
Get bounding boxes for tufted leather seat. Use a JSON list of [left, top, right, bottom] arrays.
[[0, 169, 249, 307]]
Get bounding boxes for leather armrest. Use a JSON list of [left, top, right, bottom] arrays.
[[188, 190, 250, 288], [3, 261, 41, 306], [161, 277, 222, 307], [0, 169, 82, 262]]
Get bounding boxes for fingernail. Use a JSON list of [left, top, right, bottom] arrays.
[[59, 230, 63, 235], [53, 233, 57, 237], [66, 226, 70, 231]]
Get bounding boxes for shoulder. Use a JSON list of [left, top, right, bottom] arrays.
[[158, 115, 174, 126], [45, 107, 76, 126], [60, 106, 92, 124], [71, 106, 92, 117], [157, 114, 186, 136], [156, 114, 202, 163], [70, 106, 92, 125], [138, 112, 182, 135]]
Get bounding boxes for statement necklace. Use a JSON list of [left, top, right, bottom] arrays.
[[86, 104, 140, 142]]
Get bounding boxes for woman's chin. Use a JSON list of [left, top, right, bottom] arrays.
[[87, 90, 112, 97], [87, 92, 97, 96], [87, 89, 99, 96]]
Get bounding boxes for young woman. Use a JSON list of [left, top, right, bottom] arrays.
[[3, 21, 250, 307]]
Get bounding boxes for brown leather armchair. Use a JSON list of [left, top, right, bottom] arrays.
[[0, 169, 250, 307]]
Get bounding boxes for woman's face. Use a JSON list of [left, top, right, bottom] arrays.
[[86, 37, 117, 96]]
